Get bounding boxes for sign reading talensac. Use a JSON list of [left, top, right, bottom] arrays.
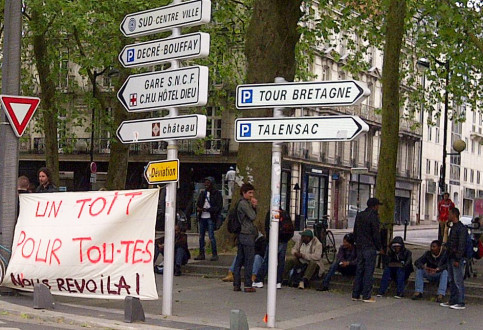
[[2, 189, 159, 300]]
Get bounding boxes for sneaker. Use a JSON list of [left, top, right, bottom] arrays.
[[412, 293, 423, 300], [394, 295, 403, 299], [436, 295, 444, 303], [317, 286, 329, 292], [363, 297, 376, 303], [376, 294, 383, 297], [244, 287, 256, 293], [194, 254, 205, 261], [440, 302, 451, 307], [298, 281, 305, 290], [276, 283, 282, 289], [233, 286, 241, 292], [252, 282, 264, 288], [449, 304, 466, 310], [352, 297, 362, 301], [210, 255, 219, 261]]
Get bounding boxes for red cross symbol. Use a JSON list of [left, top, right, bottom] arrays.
[[129, 93, 137, 106]]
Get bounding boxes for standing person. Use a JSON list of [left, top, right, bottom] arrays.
[[253, 209, 294, 289], [412, 240, 448, 302], [35, 167, 58, 193], [17, 175, 31, 215], [437, 192, 455, 243], [352, 197, 383, 303], [195, 177, 222, 261], [317, 233, 357, 291], [225, 166, 236, 201], [233, 183, 258, 292], [440, 207, 467, 310]]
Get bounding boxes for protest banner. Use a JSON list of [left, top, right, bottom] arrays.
[[2, 189, 159, 300]]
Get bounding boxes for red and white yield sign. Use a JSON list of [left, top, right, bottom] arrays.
[[0, 95, 41, 137]]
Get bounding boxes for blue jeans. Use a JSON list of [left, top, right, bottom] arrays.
[[322, 262, 356, 288], [378, 266, 410, 296], [414, 268, 448, 296], [352, 248, 377, 300], [229, 254, 263, 275], [199, 217, 217, 256], [448, 259, 465, 305], [154, 246, 188, 267], [234, 240, 255, 288], [255, 242, 288, 284]]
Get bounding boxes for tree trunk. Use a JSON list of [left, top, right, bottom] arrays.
[[217, 0, 303, 250], [32, 9, 59, 185], [376, 0, 407, 242]]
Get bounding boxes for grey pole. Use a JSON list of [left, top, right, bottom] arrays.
[[162, 0, 181, 315], [0, 0, 23, 259], [266, 77, 286, 328]]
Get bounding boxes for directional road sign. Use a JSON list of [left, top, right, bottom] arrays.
[[144, 159, 179, 184], [120, 0, 211, 38], [117, 66, 209, 112], [235, 115, 369, 142], [119, 32, 210, 68], [117, 114, 207, 144], [236, 80, 370, 109], [0, 95, 41, 137]]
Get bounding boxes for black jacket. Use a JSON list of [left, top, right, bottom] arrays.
[[353, 207, 382, 251], [196, 188, 223, 220], [447, 221, 468, 261], [264, 210, 294, 243], [414, 249, 448, 271], [383, 236, 413, 273]]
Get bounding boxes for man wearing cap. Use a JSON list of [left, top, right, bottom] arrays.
[[195, 176, 222, 261], [283, 229, 323, 289], [352, 197, 383, 303]]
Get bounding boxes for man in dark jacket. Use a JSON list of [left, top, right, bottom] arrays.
[[377, 236, 413, 298], [233, 183, 258, 292], [412, 240, 448, 302], [317, 233, 357, 291], [154, 225, 191, 276], [35, 167, 58, 193], [195, 177, 222, 261], [440, 207, 468, 310], [352, 197, 383, 303]]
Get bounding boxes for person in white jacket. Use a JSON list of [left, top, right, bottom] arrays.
[[283, 229, 324, 289]]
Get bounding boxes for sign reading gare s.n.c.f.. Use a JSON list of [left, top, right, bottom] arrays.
[[2, 189, 159, 300]]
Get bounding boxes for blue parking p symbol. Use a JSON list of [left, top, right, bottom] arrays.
[[241, 89, 253, 104], [240, 123, 251, 137], [127, 49, 135, 63]]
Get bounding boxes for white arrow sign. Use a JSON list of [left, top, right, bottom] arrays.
[[236, 80, 370, 109], [117, 114, 207, 144], [120, 0, 211, 37], [119, 32, 210, 68], [235, 116, 369, 142], [117, 66, 209, 112]]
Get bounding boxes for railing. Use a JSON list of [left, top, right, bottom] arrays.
[[22, 137, 231, 156]]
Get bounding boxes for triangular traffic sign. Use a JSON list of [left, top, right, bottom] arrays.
[[0, 95, 41, 137]]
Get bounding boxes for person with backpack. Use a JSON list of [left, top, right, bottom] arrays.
[[317, 233, 357, 292], [252, 209, 294, 289], [440, 207, 468, 310], [194, 177, 222, 261], [233, 183, 258, 292]]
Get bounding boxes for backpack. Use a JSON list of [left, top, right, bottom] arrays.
[[464, 230, 474, 259], [227, 201, 241, 234], [279, 210, 294, 237]]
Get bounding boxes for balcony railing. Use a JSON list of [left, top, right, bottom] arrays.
[[22, 137, 230, 157]]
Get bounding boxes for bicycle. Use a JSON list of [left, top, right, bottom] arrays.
[[0, 244, 12, 284], [464, 221, 481, 279], [313, 215, 337, 264]]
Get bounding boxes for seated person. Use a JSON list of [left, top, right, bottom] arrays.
[[283, 229, 323, 290], [377, 236, 413, 298], [222, 232, 266, 283], [412, 240, 448, 302], [317, 233, 357, 291], [154, 224, 191, 276]]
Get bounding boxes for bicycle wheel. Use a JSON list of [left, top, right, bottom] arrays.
[[325, 231, 337, 264]]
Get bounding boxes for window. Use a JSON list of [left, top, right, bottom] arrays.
[[478, 171, 481, 185], [435, 127, 440, 144], [472, 141, 476, 154], [427, 126, 432, 141], [204, 106, 222, 152], [470, 169, 474, 183], [426, 159, 431, 174], [434, 161, 438, 176], [464, 168, 468, 182]]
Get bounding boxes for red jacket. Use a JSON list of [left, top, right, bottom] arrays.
[[437, 199, 454, 222]]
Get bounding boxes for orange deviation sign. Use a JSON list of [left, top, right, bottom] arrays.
[[0, 95, 41, 137]]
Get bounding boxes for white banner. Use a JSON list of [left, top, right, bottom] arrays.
[[2, 189, 159, 300]]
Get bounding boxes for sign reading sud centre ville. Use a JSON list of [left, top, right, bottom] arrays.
[[120, 0, 211, 37], [117, 66, 209, 112], [235, 116, 369, 142], [236, 80, 370, 109], [3, 189, 159, 300]]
